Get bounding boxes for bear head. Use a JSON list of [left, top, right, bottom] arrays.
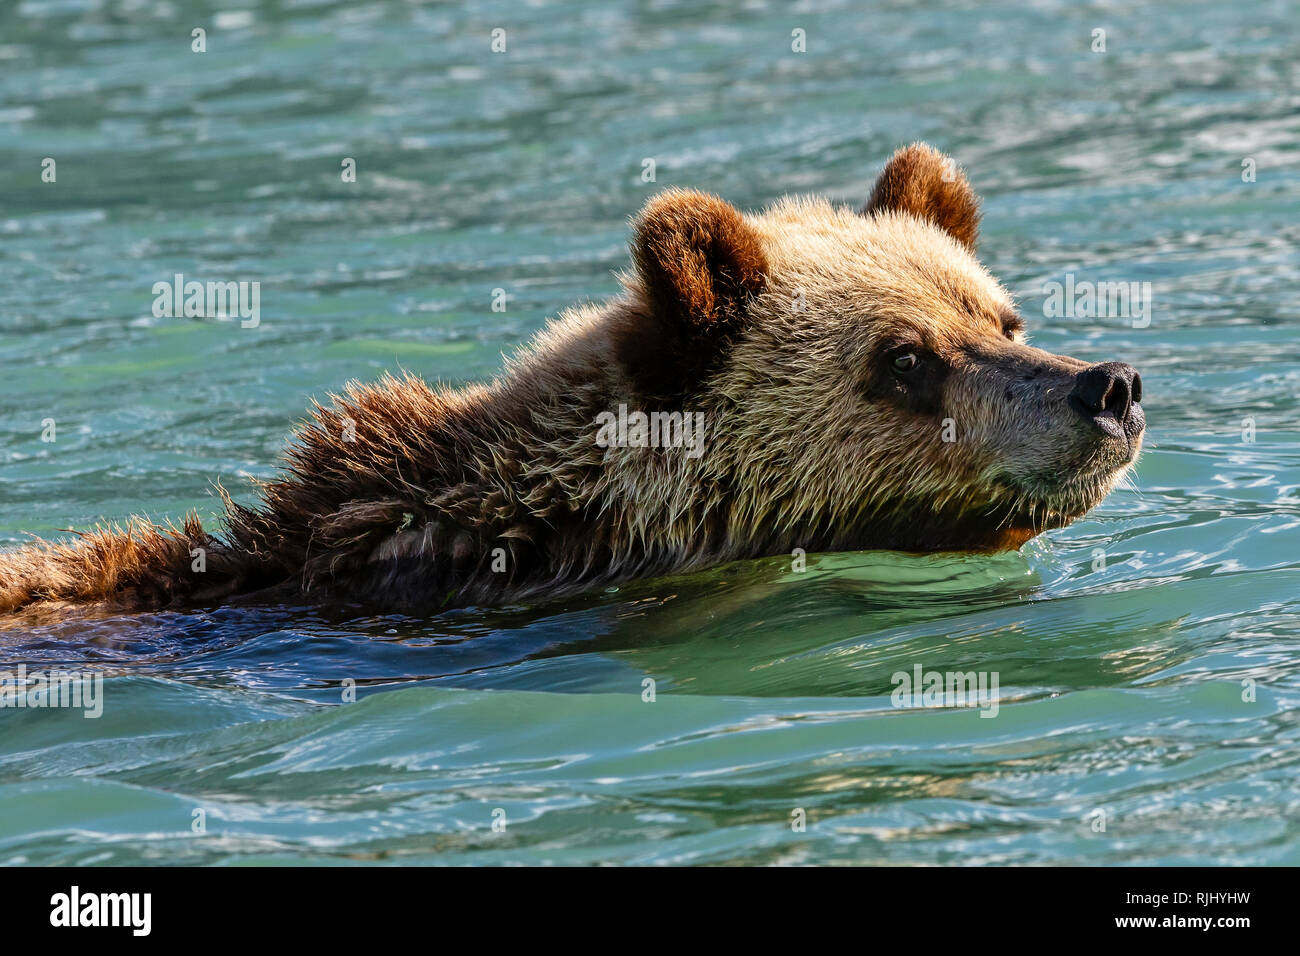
[[617, 143, 1145, 552]]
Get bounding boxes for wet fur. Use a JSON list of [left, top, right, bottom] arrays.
[[0, 144, 1140, 618]]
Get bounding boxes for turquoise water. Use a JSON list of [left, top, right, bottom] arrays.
[[2, 0, 1299, 865]]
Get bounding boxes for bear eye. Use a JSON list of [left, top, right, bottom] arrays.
[[891, 352, 919, 373]]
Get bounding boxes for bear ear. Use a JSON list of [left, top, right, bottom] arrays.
[[619, 188, 768, 400], [861, 143, 980, 252]]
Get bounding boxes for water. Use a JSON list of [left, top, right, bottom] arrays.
[[2, 0, 1299, 865]]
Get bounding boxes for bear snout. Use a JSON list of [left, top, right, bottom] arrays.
[[1067, 362, 1145, 443]]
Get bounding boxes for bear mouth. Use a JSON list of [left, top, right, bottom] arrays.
[[834, 445, 1140, 554], [841, 464, 1128, 553], [990, 456, 1137, 536]]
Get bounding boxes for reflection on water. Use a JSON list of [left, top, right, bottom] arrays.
[[1, 0, 1299, 864]]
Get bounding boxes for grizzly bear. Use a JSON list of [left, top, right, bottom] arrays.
[[0, 144, 1144, 618]]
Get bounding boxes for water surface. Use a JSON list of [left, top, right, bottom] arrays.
[[1, 0, 1298, 865]]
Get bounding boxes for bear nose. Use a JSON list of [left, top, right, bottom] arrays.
[[1068, 362, 1142, 425]]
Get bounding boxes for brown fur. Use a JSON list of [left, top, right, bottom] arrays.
[[863, 142, 980, 252], [622, 189, 768, 399], [0, 143, 1143, 619]]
